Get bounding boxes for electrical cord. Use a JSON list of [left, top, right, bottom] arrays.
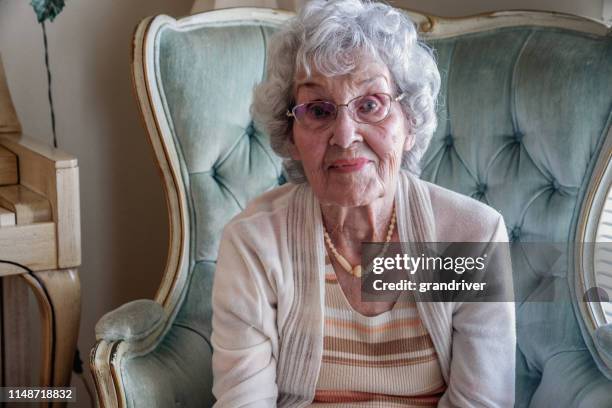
[[0, 260, 95, 407]]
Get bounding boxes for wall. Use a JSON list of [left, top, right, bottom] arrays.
[[605, 0, 612, 23], [0, 0, 606, 407], [0, 0, 192, 406], [390, 0, 603, 18], [206, 0, 605, 18]]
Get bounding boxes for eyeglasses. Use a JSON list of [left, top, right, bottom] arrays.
[[286, 92, 406, 131]]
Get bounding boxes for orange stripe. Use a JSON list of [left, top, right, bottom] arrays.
[[313, 389, 443, 405], [324, 335, 435, 355], [322, 352, 438, 367], [325, 317, 421, 332], [325, 274, 338, 283]]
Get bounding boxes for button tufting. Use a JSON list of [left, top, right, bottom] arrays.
[[510, 226, 521, 241], [551, 179, 560, 191], [246, 122, 255, 137], [445, 134, 453, 147], [278, 174, 286, 185], [476, 183, 487, 194], [514, 131, 524, 143]]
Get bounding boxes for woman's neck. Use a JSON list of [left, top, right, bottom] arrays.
[[320, 185, 397, 262]]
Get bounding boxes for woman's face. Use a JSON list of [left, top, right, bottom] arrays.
[[289, 56, 413, 208]]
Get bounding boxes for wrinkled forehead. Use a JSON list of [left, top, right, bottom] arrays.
[[293, 55, 393, 99]]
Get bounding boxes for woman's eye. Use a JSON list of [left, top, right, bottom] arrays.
[[358, 97, 380, 113], [307, 103, 333, 119]]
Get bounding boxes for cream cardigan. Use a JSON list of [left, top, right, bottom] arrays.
[[211, 171, 516, 407]]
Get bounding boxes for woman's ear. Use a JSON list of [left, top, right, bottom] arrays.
[[402, 116, 416, 152], [287, 136, 302, 160]]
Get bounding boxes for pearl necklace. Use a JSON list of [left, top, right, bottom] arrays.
[[323, 207, 397, 278]]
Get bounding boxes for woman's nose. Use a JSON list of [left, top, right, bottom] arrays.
[[328, 108, 362, 148]]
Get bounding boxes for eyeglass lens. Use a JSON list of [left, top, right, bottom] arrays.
[[293, 94, 392, 130]]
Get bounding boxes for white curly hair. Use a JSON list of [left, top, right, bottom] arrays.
[[251, 0, 441, 183]]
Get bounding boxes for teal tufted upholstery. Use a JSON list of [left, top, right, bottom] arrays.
[[420, 28, 612, 407], [96, 9, 612, 408], [118, 21, 284, 408]]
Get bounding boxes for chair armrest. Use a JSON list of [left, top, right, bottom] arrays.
[[0, 133, 81, 268], [121, 325, 215, 407], [0, 133, 77, 168], [593, 323, 612, 381], [92, 310, 214, 408], [95, 299, 165, 343], [92, 299, 171, 408]]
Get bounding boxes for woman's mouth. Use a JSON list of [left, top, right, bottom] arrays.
[[329, 158, 370, 173]]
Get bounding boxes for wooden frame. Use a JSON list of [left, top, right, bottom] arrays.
[[0, 134, 81, 402], [90, 7, 612, 407], [574, 124, 612, 370], [0, 134, 81, 273], [1, 54, 82, 394]]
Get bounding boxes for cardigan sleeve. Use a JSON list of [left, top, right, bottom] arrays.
[[438, 215, 516, 408], [211, 223, 279, 408]]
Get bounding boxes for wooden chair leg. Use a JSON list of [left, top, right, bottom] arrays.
[[21, 272, 54, 388], [2, 275, 32, 387], [22, 269, 81, 408]]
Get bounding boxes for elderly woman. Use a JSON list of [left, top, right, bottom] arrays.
[[211, 0, 515, 407]]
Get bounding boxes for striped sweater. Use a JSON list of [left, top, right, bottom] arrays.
[[211, 172, 516, 407], [312, 256, 447, 407]]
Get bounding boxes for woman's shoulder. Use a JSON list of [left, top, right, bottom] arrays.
[[217, 183, 297, 301], [223, 182, 297, 238], [423, 180, 507, 242]]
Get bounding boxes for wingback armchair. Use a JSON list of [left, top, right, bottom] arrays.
[[91, 7, 612, 407]]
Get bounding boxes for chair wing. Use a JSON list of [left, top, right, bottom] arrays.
[[92, 9, 290, 407], [417, 18, 612, 407]]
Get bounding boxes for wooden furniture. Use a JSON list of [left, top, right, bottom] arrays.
[[0, 56, 81, 404]]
